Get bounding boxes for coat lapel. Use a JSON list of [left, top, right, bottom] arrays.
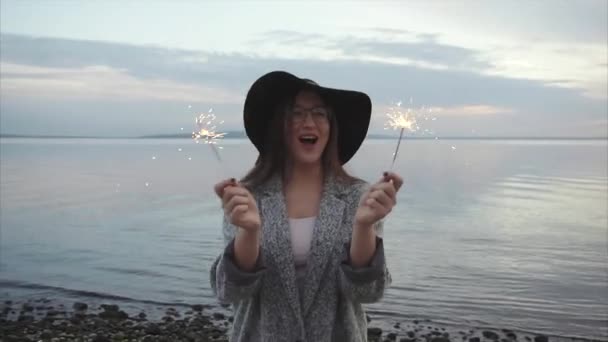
[[300, 176, 346, 315], [259, 177, 303, 324]]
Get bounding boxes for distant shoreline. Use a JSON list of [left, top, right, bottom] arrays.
[[1, 133, 607, 141]]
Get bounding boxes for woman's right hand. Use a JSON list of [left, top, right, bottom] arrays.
[[214, 178, 261, 233]]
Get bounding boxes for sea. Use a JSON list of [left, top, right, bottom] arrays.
[[0, 137, 606, 340]]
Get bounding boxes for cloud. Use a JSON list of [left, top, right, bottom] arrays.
[[370, 103, 516, 137], [1, 62, 242, 104], [0, 33, 605, 137], [0, 34, 240, 90], [250, 29, 491, 70], [249, 29, 607, 99], [251, 30, 329, 46], [431, 105, 514, 117], [367, 27, 414, 36], [335, 38, 492, 70], [372, 104, 513, 126], [381, 0, 607, 45]]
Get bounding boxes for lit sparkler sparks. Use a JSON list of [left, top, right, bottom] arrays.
[[385, 101, 419, 170], [192, 108, 226, 162]]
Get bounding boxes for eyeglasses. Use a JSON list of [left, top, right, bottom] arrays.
[[289, 106, 330, 124]]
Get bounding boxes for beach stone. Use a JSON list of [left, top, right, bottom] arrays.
[[184, 331, 200, 341], [534, 336, 548, 342], [212, 312, 225, 320], [22, 303, 34, 312], [525, 337, 531, 341], [483, 331, 500, 340], [192, 304, 204, 312], [92, 335, 111, 342], [394, 323, 401, 329], [210, 328, 223, 338], [431, 337, 450, 342], [407, 331, 415, 338], [98, 309, 128, 320], [145, 323, 162, 335], [46, 310, 60, 317], [367, 314, 372, 323], [368, 327, 383, 337], [469, 337, 481, 342], [17, 314, 34, 322], [413, 320, 419, 324], [40, 330, 53, 339], [506, 332, 517, 340], [387, 332, 397, 340], [400, 339, 416, 342], [73, 302, 88, 311], [99, 304, 119, 312], [138, 312, 147, 320], [166, 309, 180, 317]]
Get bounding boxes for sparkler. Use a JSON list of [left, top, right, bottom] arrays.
[[385, 100, 418, 170], [192, 108, 226, 162]]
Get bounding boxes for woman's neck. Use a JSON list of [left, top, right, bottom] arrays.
[[286, 161, 323, 187], [284, 161, 324, 218]]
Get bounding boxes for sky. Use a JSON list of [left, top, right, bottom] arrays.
[[0, 0, 606, 137]]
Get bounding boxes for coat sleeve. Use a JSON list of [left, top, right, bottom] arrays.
[[338, 182, 392, 303], [209, 216, 266, 304]]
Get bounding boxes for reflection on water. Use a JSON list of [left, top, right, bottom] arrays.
[[1, 138, 607, 339]]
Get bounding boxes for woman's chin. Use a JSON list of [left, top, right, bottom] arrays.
[[293, 153, 323, 166]]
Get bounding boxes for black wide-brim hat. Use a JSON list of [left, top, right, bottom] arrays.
[[243, 71, 372, 164]]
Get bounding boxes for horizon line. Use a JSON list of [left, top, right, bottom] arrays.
[[1, 133, 607, 140]]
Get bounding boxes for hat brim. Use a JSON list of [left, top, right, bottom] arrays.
[[244, 71, 371, 164]]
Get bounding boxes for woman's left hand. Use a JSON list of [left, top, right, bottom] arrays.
[[354, 171, 403, 228]]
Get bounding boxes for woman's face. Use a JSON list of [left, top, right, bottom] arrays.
[[286, 90, 331, 167]]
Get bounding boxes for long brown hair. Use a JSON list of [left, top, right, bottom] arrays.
[[240, 86, 358, 189]]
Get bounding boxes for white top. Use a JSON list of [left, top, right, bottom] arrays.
[[288, 216, 316, 277]]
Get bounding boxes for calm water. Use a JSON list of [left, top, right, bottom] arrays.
[[1, 138, 606, 340]]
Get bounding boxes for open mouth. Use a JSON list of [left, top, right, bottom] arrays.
[[298, 134, 318, 145]]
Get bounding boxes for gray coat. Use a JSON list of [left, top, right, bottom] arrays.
[[210, 175, 390, 342]]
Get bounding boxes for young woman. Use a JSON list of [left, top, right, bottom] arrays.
[[210, 71, 403, 342]]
